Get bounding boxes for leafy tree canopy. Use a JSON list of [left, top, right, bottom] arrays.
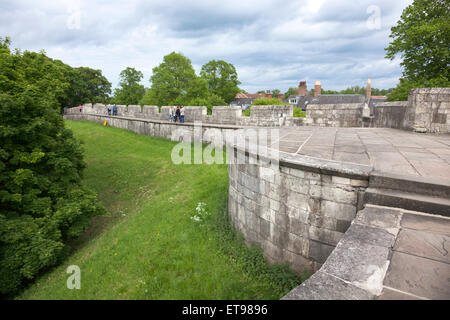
[[0, 37, 105, 296], [113, 67, 145, 105], [385, 0, 449, 100], [0, 37, 111, 113], [200, 60, 241, 103], [139, 52, 227, 113], [385, 0, 449, 80]]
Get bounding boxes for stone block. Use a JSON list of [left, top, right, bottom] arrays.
[[308, 240, 335, 263], [282, 271, 375, 300], [394, 228, 450, 264], [384, 251, 450, 299], [321, 236, 390, 296], [259, 218, 271, 240], [308, 225, 343, 246]]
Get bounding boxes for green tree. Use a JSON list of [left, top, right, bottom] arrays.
[[71, 67, 111, 106], [271, 89, 281, 99], [385, 0, 449, 100], [141, 52, 197, 106], [251, 98, 285, 105], [284, 87, 298, 100], [113, 67, 145, 105], [200, 60, 241, 103], [0, 37, 105, 296]]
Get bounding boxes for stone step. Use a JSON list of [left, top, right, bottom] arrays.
[[369, 171, 450, 199], [363, 187, 450, 217]]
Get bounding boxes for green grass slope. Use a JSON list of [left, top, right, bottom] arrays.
[[18, 120, 305, 300]]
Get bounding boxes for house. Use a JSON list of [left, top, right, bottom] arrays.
[[288, 79, 387, 111]]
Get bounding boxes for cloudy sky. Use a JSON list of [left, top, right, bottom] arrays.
[[0, 0, 412, 93]]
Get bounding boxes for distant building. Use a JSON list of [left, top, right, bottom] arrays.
[[288, 79, 387, 112]]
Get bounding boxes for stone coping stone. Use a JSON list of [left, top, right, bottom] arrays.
[[283, 205, 401, 300], [79, 113, 247, 130], [369, 171, 450, 198], [282, 270, 375, 300], [374, 101, 408, 107], [279, 152, 372, 180]]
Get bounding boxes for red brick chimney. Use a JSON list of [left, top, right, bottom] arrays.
[[266, 90, 272, 99], [314, 80, 321, 97], [298, 81, 307, 95], [366, 78, 371, 99], [278, 93, 283, 100]]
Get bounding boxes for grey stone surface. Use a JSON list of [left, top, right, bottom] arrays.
[[283, 271, 375, 300], [345, 223, 396, 248], [353, 205, 402, 233], [384, 251, 450, 300], [394, 228, 450, 264], [321, 236, 390, 295], [377, 287, 421, 300], [308, 240, 335, 264], [401, 212, 450, 235]]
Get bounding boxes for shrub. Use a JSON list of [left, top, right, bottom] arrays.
[[251, 98, 285, 105], [293, 108, 306, 118], [244, 98, 288, 116], [0, 38, 105, 297]]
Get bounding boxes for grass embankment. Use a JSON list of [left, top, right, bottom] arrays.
[[18, 120, 306, 299]]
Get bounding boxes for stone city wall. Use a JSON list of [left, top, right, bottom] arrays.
[[228, 152, 371, 273], [65, 111, 371, 274], [64, 88, 450, 131], [63, 112, 240, 142], [369, 88, 450, 133], [370, 101, 409, 129], [66, 104, 305, 127], [407, 88, 450, 133], [305, 103, 364, 127]]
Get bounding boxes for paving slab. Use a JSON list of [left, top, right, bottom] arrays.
[[277, 127, 450, 180], [383, 251, 450, 300], [401, 212, 450, 235], [378, 287, 422, 300], [394, 228, 450, 264]]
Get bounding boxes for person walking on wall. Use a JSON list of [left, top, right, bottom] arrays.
[[175, 106, 181, 123], [180, 106, 185, 123], [113, 104, 118, 116], [107, 105, 111, 115], [169, 106, 175, 122], [78, 105, 82, 112]]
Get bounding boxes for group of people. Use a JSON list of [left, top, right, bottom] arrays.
[[107, 105, 118, 116], [169, 106, 185, 123]]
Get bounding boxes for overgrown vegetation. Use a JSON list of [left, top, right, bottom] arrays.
[[293, 108, 306, 118], [0, 38, 105, 297], [0, 37, 111, 113]]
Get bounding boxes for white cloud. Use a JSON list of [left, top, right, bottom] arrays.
[[0, 0, 413, 92]]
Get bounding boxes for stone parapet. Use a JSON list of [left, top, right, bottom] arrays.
[[305, 103, 364, 127]]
